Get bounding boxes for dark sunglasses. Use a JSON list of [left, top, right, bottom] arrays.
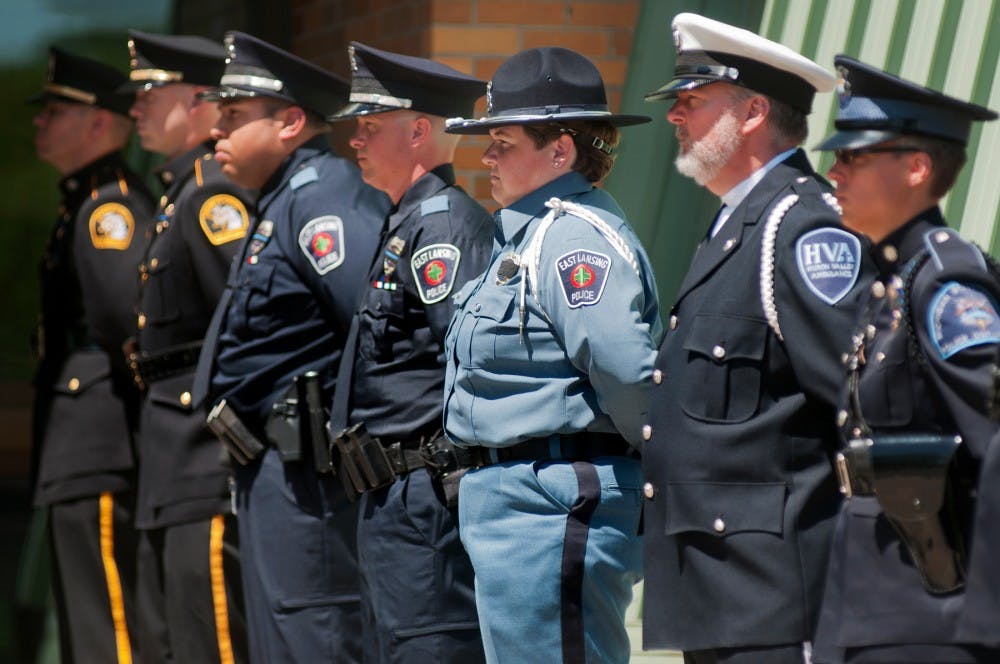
[[833, 146, 921, 165]]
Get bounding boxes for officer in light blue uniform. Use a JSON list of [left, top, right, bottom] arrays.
[[443, 47, 662, 664], [191, 32, 389, 663]]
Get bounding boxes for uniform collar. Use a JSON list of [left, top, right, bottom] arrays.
[[495, 171, 592, 245], [59, 150, 124, 201], [871, 205, 945, 274], [258, 134, 331, 206], [155, 141, 212, 190], [391, 163, 455, 220]]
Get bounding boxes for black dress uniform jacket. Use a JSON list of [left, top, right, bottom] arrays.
[[344, 164, 491, 439], [134, 143, 255, 529], [813, 207, 1000, 660], [642, 150, 877, 650], [33, 150, 155, 505]]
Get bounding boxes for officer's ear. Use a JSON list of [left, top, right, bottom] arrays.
[[906, 150, 934, 189], [277, 105, 309, 140], [410, 115, 432, 148]]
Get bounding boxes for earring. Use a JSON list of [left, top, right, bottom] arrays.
[[552, 159, 563, 168]]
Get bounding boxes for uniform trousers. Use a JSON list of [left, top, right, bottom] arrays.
[[49, 491, 139, 664], [683, 644, 808, 664], [136, 514, 247, 663], [234, 447, 361, 663], [458, 455, 642, 664], [357, 468, 483, 664]]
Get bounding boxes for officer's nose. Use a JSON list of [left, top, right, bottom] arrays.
[[482, 143, 497, 167], [348, 125, 364, 150], [666, 102, 685, 125], [209, 124, 225, 141]]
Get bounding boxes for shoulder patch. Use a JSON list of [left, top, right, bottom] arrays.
[[411, 243, 461, 304], [290, 166, 319, 191], [795, 227, 861, 305], [556, 249, 611, 308], [88, 202, 134, 250], [298, 216, 345, 274], [928, 281, 1000, 358], [199, 194, 249, 246], [420, 195, 450, 216]]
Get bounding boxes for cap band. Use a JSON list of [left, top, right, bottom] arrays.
[[44, 83, 96, 105], [348, 91, 412, 108], [839, 95, 972, 143], [130, 68, 183, 83], [220, 73, 284, 92]]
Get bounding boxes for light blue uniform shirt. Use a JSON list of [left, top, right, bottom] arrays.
[[442, 172, 662, 449]]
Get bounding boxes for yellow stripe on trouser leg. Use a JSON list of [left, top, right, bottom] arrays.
[[99, 492, 132, 664], [210, 514, 235, 664]]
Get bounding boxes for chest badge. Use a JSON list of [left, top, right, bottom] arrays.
[[89, 202, 134, 250], [246, 219, 273, 264], [298, 215, 346, 274], [411, 243, 461, 304], [199, 194, 249, 246], [495, 252, 521, 285]]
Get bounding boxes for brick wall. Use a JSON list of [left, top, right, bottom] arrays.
[[290, 0, 639, 210]]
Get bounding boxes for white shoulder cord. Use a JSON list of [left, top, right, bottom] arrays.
[[517, 197, 640, 339], [759, 194, 799, 342]]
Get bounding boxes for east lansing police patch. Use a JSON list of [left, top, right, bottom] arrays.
[[298, 216, 345, 274], [928, 281, 1000, 358], [795, 228, 861, 305], [199, 194, 249, 246], [411, 243, 461, 304], [556, 249, 611, 308], [89, 202, 134, 250]]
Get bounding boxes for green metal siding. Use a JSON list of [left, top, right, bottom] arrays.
[[608, 0, 1000, 306]]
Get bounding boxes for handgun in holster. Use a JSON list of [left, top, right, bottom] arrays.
[[869, 433, 967, 594], [206, 399, 266, 465], [330, 422, 395, 501], [420, 435, 469, 509], [297, 371, 333, 474]]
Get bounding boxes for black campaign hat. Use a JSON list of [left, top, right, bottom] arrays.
[[644, 12, 835, 114], [27, 47, 132, 116], [200, 31, 349, 118], [328, 42, 485, 121], [445, 47, 649, 134], [120, 30, 227, 92], [815, 55, 998, 151]]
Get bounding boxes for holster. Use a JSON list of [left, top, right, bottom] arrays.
[[870, 433, 966, 594], [264, 372, 333, 471], [420, 435, 473, 508], [206, 399, 266, 465]]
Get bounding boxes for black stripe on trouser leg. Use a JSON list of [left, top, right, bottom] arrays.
[[560, 460, 601, 663]]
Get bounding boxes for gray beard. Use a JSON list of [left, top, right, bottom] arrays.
[[674, 110, 743, 186]]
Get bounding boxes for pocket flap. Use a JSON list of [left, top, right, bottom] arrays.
[[51, 350, 112, 395], [146, 371, 195, 412], [682, 313, 768, 362], [665, 481, 786, 536]]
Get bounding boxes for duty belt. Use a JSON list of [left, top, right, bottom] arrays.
[[461, 432, 634, 468], [125, 339, 203, 390]]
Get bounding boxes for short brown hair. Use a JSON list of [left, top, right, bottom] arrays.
[[522, 121, 621, 182], [904, 136, 967, 197]]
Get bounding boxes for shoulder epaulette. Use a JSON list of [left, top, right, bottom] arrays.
[[922, 227, 987, 273], [290, 166, 319, 191], [421, 194, 449, 216]]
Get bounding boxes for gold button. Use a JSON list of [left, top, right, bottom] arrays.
[[150, 258, 159, 269], [165, 203, 175, 217], [653, 369, 663, 385], [871, 281, 886, 298], [669, 315, 678, 330], [642, 424, 652, 441], [137, 313, 146, 329], [179, 391, 192, 406], [882, 245, 898, 262], [866, 324, 876, 339], [712, 345, 726, 359], [876, 351, 886, 363], [67, 377, 80, 391], [643, 482, 655, 499], [836, 410, 848, 427], [159, 195, 168, 207], [713, 517, 726, 533]]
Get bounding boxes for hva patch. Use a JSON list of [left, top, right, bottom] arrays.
[[795, 227, 861, 304]]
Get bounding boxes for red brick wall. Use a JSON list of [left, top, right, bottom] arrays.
[[290, 0, 639, 210]]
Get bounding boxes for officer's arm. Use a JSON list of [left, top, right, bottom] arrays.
[[181, 185, 254, 306]]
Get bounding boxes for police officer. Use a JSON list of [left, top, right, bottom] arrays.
[[639, 14, 877, 663], [326, 42, 491, 662], [122, 31, 254, 664], [29, 47, 155, 663], [443, 47, 661, 664], [811, 56, 1000, 663], [192, 32, 389, 663]]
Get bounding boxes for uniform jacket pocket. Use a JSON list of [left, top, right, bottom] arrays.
[[146, 371, 195, 413], [50, 350, 112, 395], [665, 481, 786, 537]]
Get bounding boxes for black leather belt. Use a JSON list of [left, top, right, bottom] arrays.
[[462, 432, 634, 467], [125, 340, 203, 389]]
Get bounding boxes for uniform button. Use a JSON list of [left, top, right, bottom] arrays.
[[882, 245, 898, 262], [474, 303, 482, 312], [866, 324, 876, 339], [713, 517, 726, 533], [652, 369, 663, 384], [179, 391, 192, 406], [934, 230, 950, 243], [642, 424, 652, 441], [643, 482, 655, 499], [137, 313, 146, 329], [712, 345, 726, 359], [876, 351, 886, 363], [159, 195, 168, 207], [150, 258, 158, 269], [67, 377, 80, 391], [836, 410, 848, 427], [669, 315, 678, 330], [162, 171, 174, 184], [165, 203, 175, 217], [723, 239, 735, 251], [871, 281, 886, 298]]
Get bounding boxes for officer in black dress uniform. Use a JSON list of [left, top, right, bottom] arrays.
[[639, 14, 878, 663], [812, 55, 1000, 664], [191, 32, 389, 663], [29, 47, 155, 663], [326, 42, 490, 663], [121, 31, 254, 664]]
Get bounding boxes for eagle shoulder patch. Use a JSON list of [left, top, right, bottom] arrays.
[[298, 216, 345, 274], [199, 194, 249, 245], [927, 281, 1000, 358], [89, 202, 134, 250], [556, 249, 611, 308], [795, 227, 861, 305], [411, 243, 461, 304]]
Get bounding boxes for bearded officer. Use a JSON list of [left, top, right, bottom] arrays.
[[640, 14, 877, 663], [29, 47, 155, 663], [122, 30, 255, 664]]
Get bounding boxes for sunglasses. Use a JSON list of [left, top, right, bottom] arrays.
[[833, 146, 921, 165]]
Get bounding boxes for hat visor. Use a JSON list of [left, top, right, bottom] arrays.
[[813, 129, 904, 151], [643, 77, 718, 102], [327, 101, 398, 122], [445, 110, 651, 135]]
